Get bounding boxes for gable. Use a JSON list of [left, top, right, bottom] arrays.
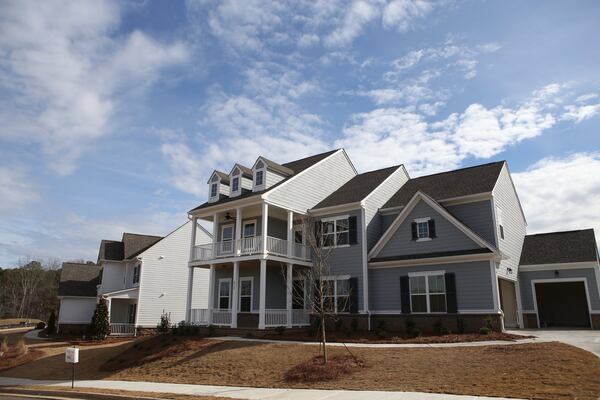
[[376, 200, 484, 259]]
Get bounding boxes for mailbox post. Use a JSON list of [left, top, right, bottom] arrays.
[[65, 347, 79, 388]]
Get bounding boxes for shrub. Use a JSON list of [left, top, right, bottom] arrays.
[[479, 326, 491, 335], [484, 315, 494, 330], [275, 326, 286, 335], [375, 320, 387, 339], [35, 321, 46, 330], [456, 317, 466, 334], [207, 325, 215, 336], [89, 298, 110, 340], [343, 325, 352, 338], [350, 317, 359, 332], [156, 312, 171, 334], [405, 318, 420, 338], [334, 318, 344, 332], [173, 321, 200, 336], [46, 311, 56, 335], [308, 317, 320, 337]]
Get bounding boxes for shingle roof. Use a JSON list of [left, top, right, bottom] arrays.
[[313, 165, 403, 209], [259, 157, 294, 176], [190, 149, 340, 212], [97, 233, 162, 262], [371, 248, 492, 263], [58, 262, 100, 297], [232, 164, 253, 179], [519, 229, 599, 265], [207, 170, 230, 185], [382, 161, 505, 209]]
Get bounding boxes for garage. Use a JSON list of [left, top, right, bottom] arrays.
[[534, 281, 590, 328]]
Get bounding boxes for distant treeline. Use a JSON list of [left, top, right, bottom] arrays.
[[0, 259, 62, 322]]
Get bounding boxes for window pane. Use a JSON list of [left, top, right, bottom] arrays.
[[324, 221, 335, 234], [240, 297, 251, 312], [255, 170, 263, 185], [429, 294, 447, 312], [222, 226, 233, 240], [211, 183, 217, 197], [322, 233, 334, 247], [240, 280, 252, 296], [428, 275, 445, 294], [417, 221, 429, 238], [336, 218, 349, 231], [337, 279, 350, 295], [243, 223, 255, 237], [293, 280, 305, 309], [337, 231, 349, 245], [323, 280, 334, 296], [219, 297, 229, 309], [410, 276, 426, 294], [294, 229, 303, 244], [337, 296, 350, 312], [232, 177, 239, 192], [324, 296, 335, 312], [411, 295, 427, 312], [219, 281, 230, 296]]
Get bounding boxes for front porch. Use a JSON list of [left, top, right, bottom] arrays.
[[187, 260, 310, 329], [105, 288, 138, 336]]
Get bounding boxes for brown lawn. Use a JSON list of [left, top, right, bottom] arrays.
[[1, 336, 599, 400], [4, 386, 225, 400]]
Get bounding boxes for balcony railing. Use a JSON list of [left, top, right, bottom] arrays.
[[192, 236, 311, 262], [211, 309, 232, 326], [189, 308, 310, 328], [190, 308, 209, 325], [110, 323, 136, 336]]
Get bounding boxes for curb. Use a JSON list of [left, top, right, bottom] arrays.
[[0, 387, 165, 400]]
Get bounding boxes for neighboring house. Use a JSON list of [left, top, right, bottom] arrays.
[[518, 229, 600, 329], [186, 148, 600, 331], [58, 220, 212, 336], [57, 262, 100, 334]]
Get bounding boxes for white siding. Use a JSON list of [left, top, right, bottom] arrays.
[[265, 170, 285, 188], [492, 164, 527, 280], [100, 261, 127, 293], [364, 167, 410, 251], [136, 221, 211, 327], [219, 182, 230, 197], [265, 150, 356, 212], [241, 176, 253, 190], [58, 298, 97, 324]]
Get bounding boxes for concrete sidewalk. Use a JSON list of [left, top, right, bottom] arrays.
[[213, 335, 546, 348], [0, 377, 522, 400]]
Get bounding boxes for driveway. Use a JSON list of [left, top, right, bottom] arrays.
[[508, 329, 600, 357]]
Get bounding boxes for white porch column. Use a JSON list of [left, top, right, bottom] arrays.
[[235, 208, 242, 255], [287, 210, 293, 258], [212, 213, 219, 255], [231, 262, 240, 328], [286, 263, 293, 328], [186, 266, 194, 322], [189, 216, 198, 261], [258, 259, 267, 329], [207, 265, 215, 325], [261, 203, 269, 254]]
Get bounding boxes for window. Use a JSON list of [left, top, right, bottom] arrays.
[[417, 221, 429, 239], [292, 278, 306, 310], [412, 217, 435, 241], [255, 170, 264, 186], [496, 207, 505, 240], [294, 226, 303, 244], [321, 278, 351, 313], [232, 177, 239, 192], [243, 221, 256, 237], [210, 183, 218, 198], [321, 216, 350, 247], [127, 303, 137, 324], [221, 224, 234, 254], [218, 279, 231, 309], [409, 273, 446, 313], [239, 277, 253, 312], [132, 264, 141, 285]]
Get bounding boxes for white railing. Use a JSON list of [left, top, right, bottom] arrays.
[[292, 309, 310, 326], [110, 323, 136, 336], [266, 237, 287, 257], [265, 309, 288, 327], [211, 309, 232, 326], [190, 308, 209, 325], [191, 236, 311, 262], [237, 236, 262, 255], [193, 244, 213, 261]]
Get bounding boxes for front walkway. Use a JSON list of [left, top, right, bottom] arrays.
[[0, 377, 522, 400], [507, 329, 600, 357], [212, 335, 547, 348]]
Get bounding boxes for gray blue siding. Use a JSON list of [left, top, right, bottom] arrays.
[[369, 261, 494, 311], [447, 200, 495, 245], [216, 216, 287, 241], [519, 268, 600, 311], [377, 201, 481, 259]]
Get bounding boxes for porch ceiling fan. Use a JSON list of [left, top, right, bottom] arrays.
[[224, 212, 236, 221]]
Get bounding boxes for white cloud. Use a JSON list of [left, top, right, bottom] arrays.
[[298, 33, 320, 48], [513, 153, 600, 240], [382, 0, 433, 32], [0, 167, 38, 215], [561, 103, 600, 124], [0, 0, 189, 175], [323, 1, 379, 48]]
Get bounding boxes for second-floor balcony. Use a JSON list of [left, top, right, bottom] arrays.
[[192, 236, 311, 262]]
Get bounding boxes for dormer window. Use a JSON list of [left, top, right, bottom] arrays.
[[232, 177, 239, 192], [210, 183, 218, 198], [255, 170, 264, 186], [207, 171, 229, 202]]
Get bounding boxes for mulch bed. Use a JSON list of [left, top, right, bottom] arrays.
[[258, 330, 533, 344], [0, 349, 44, 372], [284, 355, 365, 382], [70, 336, 133, 347]]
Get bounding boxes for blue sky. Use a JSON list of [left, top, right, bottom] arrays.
[[1, 0, 599, 266]]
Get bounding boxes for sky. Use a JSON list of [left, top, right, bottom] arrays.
[[0, 0, 599, 266]]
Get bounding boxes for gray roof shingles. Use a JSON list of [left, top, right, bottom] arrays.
[[97, 233, 162, 262], [313, 165, 402, 209], [190, 149, 339, 212], [58, 262, 100, 297], [382, 161, 505, 209], [519, 229, 599, 265]]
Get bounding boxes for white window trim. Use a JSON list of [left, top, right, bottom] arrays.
[[132, 263, 141, 286], [218, 278, 232, 310], [242, 219, 257, 238], [238, 276, 253, 313], [496, 207, 504, 241], [414, 217, 431, 242], [408, 270, 447, 314], [221, 224, 234, 241], [231, 175, 240, 194], [210, 182, 219, 199], [254, 168, 265, 189], [321, 276, 351, 314], [320, 215, 351, 249]]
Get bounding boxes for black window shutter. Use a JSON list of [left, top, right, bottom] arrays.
[[428, 219, 437, 238], [411, 222, 418, 240], [348, 216, 358, 245], [400, 276, 411, 314], [445, 273, 457, 313], [349, 277, 358, 313]]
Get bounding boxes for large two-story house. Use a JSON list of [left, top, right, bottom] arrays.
[[186, 149, 600, 332]]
